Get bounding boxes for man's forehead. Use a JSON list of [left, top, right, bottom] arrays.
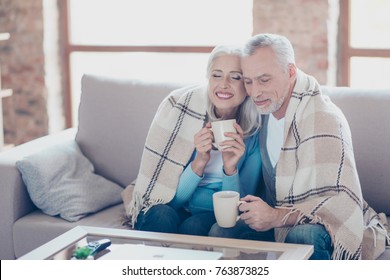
[[241, 58, 268, 78], [241, 52, 280, 78], [242, 53, 266, 66]]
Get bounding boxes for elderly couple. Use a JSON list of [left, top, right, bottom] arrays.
[[122, 33, 388, 260]]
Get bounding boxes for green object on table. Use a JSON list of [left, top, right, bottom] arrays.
[[72, 246, 93, 259]]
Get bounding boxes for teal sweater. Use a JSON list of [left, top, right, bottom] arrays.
[[169, 131, 262, 214]]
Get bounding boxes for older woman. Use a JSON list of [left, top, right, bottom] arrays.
[[122, 45, 262, 236]]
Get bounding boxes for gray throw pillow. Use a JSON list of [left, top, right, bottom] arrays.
[[16, 140, 123, 222]]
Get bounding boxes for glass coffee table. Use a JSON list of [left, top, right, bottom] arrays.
[[18, 226, 313, 260]]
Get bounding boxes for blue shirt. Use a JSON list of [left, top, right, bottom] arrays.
[[169, 131, 262, 214]]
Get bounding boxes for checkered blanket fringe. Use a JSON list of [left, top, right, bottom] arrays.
[[274, 70, 389, 259], [123, 84, 208, 228]]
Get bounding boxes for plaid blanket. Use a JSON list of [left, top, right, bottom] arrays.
[[123, 84, 208, 228], [275, 70, 389, 259]]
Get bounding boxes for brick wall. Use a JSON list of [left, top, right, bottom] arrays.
[[0, 0, 48, 146], [252, 0, 335, 84]]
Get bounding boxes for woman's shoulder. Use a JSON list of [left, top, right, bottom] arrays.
[[244, 130, 260, 151], [169, 83, 206, 99]]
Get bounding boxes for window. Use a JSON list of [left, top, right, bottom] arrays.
[[63, 0, 253, 127], [339, 0, 390, 88]]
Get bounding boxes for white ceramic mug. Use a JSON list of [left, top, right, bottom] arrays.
[[211, 119, 236, 150], [213, 190, 241, 228]]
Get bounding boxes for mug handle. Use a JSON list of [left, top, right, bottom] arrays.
[[236, 200, 247, 221]]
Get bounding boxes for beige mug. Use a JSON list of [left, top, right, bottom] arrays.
[[213, 190, 242, 228], [210, 119, 236, 150]]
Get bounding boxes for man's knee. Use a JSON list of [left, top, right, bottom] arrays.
[[286, 224, 329, 244], [285, 224, 332, 260]]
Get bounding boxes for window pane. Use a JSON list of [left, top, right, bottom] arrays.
[[350, 0, 390, 49], [350, 57, 390, 89], [70, 52, 209, 124], [69, 0, 253, 46]]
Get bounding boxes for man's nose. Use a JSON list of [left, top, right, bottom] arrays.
[[250, 83, 263, 98]]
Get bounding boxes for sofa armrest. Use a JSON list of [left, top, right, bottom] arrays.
[[0, 128, 76, 259]]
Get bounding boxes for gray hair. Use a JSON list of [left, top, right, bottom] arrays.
[[242, 33, 295, 71], [206, 45, 260, 137], [206, 45, 242, 78]]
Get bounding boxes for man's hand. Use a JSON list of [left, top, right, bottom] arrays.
[[239, 195, 297, 231]]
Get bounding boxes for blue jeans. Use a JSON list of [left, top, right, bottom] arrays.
[[209, 221, 332, 260], [285, 224, 333, 260], [134, 204, 216, 236]]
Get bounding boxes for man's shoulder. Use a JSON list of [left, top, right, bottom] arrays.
[[312, 93, 346, 120], [298, 93, 351, 135]]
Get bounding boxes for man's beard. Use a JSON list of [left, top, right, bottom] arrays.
[[255, 96, 285, 115]]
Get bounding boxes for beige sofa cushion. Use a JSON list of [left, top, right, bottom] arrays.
[[76, 75, 184, 187]]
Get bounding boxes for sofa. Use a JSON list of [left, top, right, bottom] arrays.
[[0, 74, 389, 260]]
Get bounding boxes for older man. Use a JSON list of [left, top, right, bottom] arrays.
[[209, 33, 387, 260]]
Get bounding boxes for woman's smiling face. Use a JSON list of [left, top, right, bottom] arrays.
[[207, 55, 247, 119]]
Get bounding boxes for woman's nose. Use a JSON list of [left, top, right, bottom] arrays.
[[220, 76, 230, 88]]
